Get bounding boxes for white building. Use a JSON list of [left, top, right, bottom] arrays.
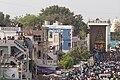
[[0, 26, 32, 80], [110, 18, 120, 51], [110, 18, 120, 32], [0, 27, 22, 40]]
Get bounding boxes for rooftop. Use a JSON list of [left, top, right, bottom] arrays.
[[88, 18, 111, 26], [0, 26, 22, 32], [42, 25, 72, 29]]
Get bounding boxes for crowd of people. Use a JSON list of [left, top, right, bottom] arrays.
[[62, 61, 120, 80]]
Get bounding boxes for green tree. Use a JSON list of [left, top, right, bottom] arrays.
[[69, 46, 89, 63], [79, 46, 90, 60], [73, 15, 88, 35], [59, 54, 74, 69], [78, 30, 86, 39], [39, 5, 74, 25], [39, 5, 88, 35], [69, 49, 82, 64], [19, 14, 42, 27], [17, 5, 88, 35], [4, 14, 10, 26], [0, 12, 11, 26], [58, 46, 90, 69], [0, 12, 4, 25]]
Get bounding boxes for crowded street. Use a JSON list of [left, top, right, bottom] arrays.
[[62, 61, 120, 80]]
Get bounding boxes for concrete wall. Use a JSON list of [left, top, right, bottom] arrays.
[[0, 46, 8, 54], [48, 32, 60, 51], [0, 67, 19, 79]]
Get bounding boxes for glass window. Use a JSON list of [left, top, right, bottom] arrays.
[[68, 32, 71, 36], [68, 43, 71, 47], [34, 35, 41, 41], [50, 32, 52, 38]]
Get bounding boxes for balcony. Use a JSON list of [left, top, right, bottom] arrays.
[[0, 27, 19, 31]]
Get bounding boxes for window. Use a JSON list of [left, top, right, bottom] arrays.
[[37, 50, 41, 59], [50, 32, 52, 38], [68, 32, 71, 36], [68, 43, 71, 47], [54, 61, 56, 63], [34, 35, 41, 41]]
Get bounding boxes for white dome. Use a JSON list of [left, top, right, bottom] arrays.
[[113, 18, 120, 23]]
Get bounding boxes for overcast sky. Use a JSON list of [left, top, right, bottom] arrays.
[[0, 0, 120, 21]]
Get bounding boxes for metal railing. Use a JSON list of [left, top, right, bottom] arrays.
[[14, 40, 26, 51]]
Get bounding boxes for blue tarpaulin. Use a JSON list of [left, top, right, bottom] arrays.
[[33, 65, 56, 74]]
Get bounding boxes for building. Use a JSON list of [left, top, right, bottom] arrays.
[[110, 18, 120, 32], [31, 26, 49, 65], [0, 26, 33, 80], [24, 26, 59, 67], [88, 18, 111, 52], [109, 18, 120, 51], [72, 36, 87, 49], [42, 21, 73, 53]]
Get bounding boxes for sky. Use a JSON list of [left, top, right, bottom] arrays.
[[0, 0, 120, 22]]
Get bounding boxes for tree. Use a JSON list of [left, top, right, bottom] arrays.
[[17, 5, 88, 36], [39, 5, 88, 35], [39, 5, 74, 25], [59, 54, 74, 69], [19, 14, 43, 27], [78, 30, 86, 39], [69, 46, 90, 63], [69, 49, 82, 64], [58, 46, 90, 69], [11, 16, 19, 26], [0, 12, 11, 26], [0, 12, 4, 25], [114, 21, 120, 32], [4, 14, 10, 26], [73, 15, 87, 35], [79, 46, 90, 60]]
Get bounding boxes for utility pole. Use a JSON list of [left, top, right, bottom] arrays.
[[36, 64, 38, 80], [20, 62, 23, 80], [0, 49, 3, 79], [0, 49, 2, 78], [26, 49, 30, 80]]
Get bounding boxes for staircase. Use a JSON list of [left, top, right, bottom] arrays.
[[0, 39, 32, 79], [1, 53, 10, 64], [8, 40, 27, 64], [15, 51, 24, 59], [9, 56, 20, 65], [47, 52, 58, 61], [14, 40, 26, 52]]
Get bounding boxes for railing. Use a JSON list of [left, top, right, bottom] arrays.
[[14, 40, 26, 51], [0, 54, 10, 64], [14, 51, 25, 60], [14, 51, 22, 57], [0, 27, 19, 31], [0, 40, 15, 45]]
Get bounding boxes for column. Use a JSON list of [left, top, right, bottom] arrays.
[[106, 25, 110, 51], [8, 46, 11, 55], [87, 33, 90, 51]]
